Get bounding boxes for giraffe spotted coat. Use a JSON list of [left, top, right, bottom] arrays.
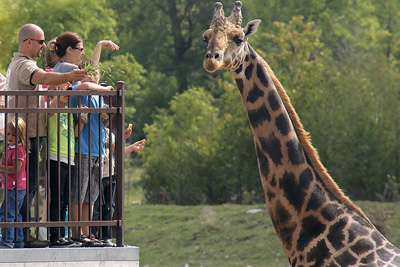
[[203, 2, 400, 266]]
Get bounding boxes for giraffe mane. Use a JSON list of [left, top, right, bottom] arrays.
[[259, 58, 372, 225]]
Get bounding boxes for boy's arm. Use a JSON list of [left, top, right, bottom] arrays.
[[48, 83, 71, 116], [110, 127, 132, 155], [76, 82, 114, 91], [48, 97, 58, 117], [124, 139, 146, 156], [74, 121, 85, 137]]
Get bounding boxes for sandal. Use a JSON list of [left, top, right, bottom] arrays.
[[79, 235, 94, 247], [89, 234, 106, 247]]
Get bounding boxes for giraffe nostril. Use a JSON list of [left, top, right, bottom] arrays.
[[205, 51, 221, 61]]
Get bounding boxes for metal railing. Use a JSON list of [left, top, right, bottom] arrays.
[[0, 81, 126, 247]]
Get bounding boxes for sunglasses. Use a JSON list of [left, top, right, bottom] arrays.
[[23, 38, 45, 45], [72, 47, 84, 52]]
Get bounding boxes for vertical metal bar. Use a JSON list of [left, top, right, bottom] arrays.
[[98, 95, 103, 239], [77, 96, 82, 237], [115, 81, 125, 247], [108, 99, 113, 240], [87, 95, 92, 237], [34, 94, 40, 236], [3, 103, 8, 240], [97, 96, 101, 238], [57, 95, 61, 240], [67, 93, 72, 240], [15, 112, 19, 242], [46, 94, 51, 241], [21, 93, 30, 239], [3, 110, 9, 240]]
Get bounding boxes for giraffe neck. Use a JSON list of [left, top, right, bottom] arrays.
[[229, 44, 400, 266]]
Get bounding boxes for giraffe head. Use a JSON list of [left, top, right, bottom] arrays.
[[203, 1, 261, 73]]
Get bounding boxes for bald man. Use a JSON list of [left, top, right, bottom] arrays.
[[5, 24, 86, 248]]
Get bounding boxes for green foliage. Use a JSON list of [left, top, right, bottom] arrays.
[[142, 87, 219, 204], [130, 71, 178, 139], [141, 78, 266, 205], [106, 0, 215, 92], [260, 16, 328, 115], [374, 0, 400, 59], [100, 53, 146, 132], [0, 0, 117, 70], [317, 54, 400, 199]]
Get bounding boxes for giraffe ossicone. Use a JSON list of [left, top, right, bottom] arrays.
[[203, 2, 400, 266]]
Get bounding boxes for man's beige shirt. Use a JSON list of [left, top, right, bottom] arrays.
[[6, 52, 46, 138]]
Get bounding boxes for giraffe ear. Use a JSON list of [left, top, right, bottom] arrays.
[[244, 19, 261, 40]]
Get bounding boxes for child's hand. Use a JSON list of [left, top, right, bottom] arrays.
[[132, 139, 146, 151], [124, 126, 132, 140], [80, 105, 88, 124]]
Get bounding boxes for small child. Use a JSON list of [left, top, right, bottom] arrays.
[[92, 126, 146, 246], [0, 117, 28, 248]]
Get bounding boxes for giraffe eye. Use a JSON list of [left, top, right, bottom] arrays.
[[233, 36, 243, 46], [203, 38, 209, 47]]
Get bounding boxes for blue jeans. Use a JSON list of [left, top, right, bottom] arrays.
[[0, 189, 26, 244]]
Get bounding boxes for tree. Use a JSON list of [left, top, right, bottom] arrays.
[[107, 0, 214, 93], [99, 53, 147, 136], [141, 87, 219, 204], [374, 0, 400, 59], [0, 0, 118, 70]]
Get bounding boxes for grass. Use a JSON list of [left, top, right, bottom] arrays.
[[122, 167, 287, 266], [124, 162, 144, 205], [124, 204, 288, 267], [122, 171, 400, 267]]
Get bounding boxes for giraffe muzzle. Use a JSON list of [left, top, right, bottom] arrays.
[[204, 51, 223, 73]]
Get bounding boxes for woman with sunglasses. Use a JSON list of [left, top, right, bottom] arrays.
[[48, 32, 119, 81]]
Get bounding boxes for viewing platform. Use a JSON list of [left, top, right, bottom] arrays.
[[0, 245, 140, 266], [0, 83, 140, 266]]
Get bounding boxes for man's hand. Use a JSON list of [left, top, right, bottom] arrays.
[[69, 69, 87, 82]]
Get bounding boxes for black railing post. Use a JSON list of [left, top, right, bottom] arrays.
[[115, 81, 125, 247]]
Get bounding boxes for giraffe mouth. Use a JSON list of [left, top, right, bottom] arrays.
[[203, 58, 221, 73]]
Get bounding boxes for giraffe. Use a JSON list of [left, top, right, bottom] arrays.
[[203, 2, 400, 266]]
